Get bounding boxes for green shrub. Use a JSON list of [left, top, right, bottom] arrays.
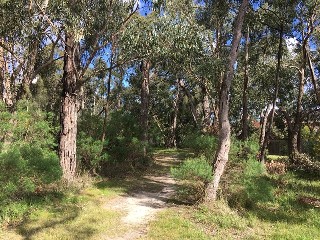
[[301, 126, 320, 162], [226, 137, 274, 209], [0, 101, 61, 223], [243, 158, 274, 203], [10, 101, 57, 149], [77, 132, 108, 173], [230, 135, 260, 161], [171, 156, 212, 183], [171, 156, 212, 203], [0, 145, 61, 200], [181, 133, 217, 160], [99, 110, 152, 175]]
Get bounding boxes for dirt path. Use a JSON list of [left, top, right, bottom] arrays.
[[104, 152, 181, 240]]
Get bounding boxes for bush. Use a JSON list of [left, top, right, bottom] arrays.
[[301, 126, 320, 162], [171, 156, 212, 203], [0, 144, 61, 210], [0, 101, 61, 223], [77, 132, 108, 174], [226, 137, 274, 209], [99, 110, 152, 175], [181, 133, 217, 160], [230, 135, 260, 161], [171, 156, 212, 182], [10, 101, 58, 149]]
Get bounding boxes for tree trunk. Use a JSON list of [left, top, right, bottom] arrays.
[[259, 104, 272, 147], [288, 42, 306, 159], [287, 126, 299, 158], [205, 0, 248, 201], [116, 68, 124, 110], [260, 26, 283, 163], [241, 26, 250, 140], [102, 35, 116, 141], [0, 43, 13, 107], [212, 104, 219, 134], [59, 32, 80, 182], [17, 32, 40, 101], [170, 79, 180, 148], [179, 79, 198, 127], [202, 81, 212, 133], [140, 60, 150, 156], [101, 58, 113, 141], [306, 48, 320, 105]]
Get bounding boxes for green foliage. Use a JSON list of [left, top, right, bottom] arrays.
[[0, 101, 61, 223], [181, 133, 217, 160], [171, 156, 212, 183], [230, 135, 260, 161], [227, 138, 274, 209], [0, 145, 61, 197], [301, 126, 320, 162], [171, 156, 212, 203], [243, 158, 274, 203], [77, 132, 108, 173], [2, 101, 58, 149], [105, 110, 148, 163]]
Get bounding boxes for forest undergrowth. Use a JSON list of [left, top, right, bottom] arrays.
[[0, 148, 320, 240]]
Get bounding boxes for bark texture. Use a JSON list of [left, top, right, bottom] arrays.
[[241, 26, 250, 140], [206, 0, 248, 201], [306, 48, 320, 105], [259, 104, 272, 147], [59, 33, 80, 182], [0, 43, 13, 107], [140, 60, 150, 156]]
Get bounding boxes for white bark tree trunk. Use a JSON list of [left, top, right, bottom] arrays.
[[206, 0, 248, 201]]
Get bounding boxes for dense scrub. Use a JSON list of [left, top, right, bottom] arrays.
[[0, 101, 61, 223]]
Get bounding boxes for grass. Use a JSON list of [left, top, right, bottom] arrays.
[[145, 175, 320, 239], [0, 179, 129, 240], [1, 150, 319, 239], [267, 155, 288, 160], [143, 208, 212, 240], [144, 152, 320, 240]]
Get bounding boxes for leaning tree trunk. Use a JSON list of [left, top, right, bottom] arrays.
[[306, 48, 320, 105], [140, 60, 150, 157], [260, 26, 283, 163], [241, 26, 250, 140], [59, 32, 80, 182], [205, 0, 248, 201]]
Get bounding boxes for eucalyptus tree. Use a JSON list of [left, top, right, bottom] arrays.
[[0, 0, 60, 107], [40, 0, 140, 182], [279, 0, 320, 159], [205, 0, 249, 201], [196, 0, 233, 133], [118, 0, 207, 150], [251, 0, 298, 162]]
